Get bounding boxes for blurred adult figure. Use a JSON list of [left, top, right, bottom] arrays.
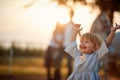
[[90, 11, 111, 39], [45, 22, 64, 80], [90, 10, 120, 79], [63, 9, 74, 77]]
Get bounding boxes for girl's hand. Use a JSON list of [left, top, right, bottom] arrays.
[[74, 24, 83, 32], [74, 24, 83, 36], [111, 23, 120, 32]]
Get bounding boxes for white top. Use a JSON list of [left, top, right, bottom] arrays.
[[49, 33, 63, 48], [64, 41, 109, 80], [63, 23, 73, 47]]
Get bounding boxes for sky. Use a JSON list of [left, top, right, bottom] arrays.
[[0, 0, 120, 49]]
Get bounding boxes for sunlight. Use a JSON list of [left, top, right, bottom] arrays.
[[56, 6, 70, 24], [73, 5, 100, 34], [0, 0, 99, 49], [18, 1, 70, 48], [0, 0, 105, 49], [113, 11, 120, 25], [113, 11, 120, 33]]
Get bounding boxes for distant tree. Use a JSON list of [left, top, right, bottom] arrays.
[[51, 0, 120, 24]]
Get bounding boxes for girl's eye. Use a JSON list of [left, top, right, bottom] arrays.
[[80, 41, 83, 43], [86, 41, 89, 43]]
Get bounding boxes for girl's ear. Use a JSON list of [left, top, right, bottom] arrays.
[[94, 46, 97, 51], [92, 47, 95, 52], [95, 45, 100, 51]]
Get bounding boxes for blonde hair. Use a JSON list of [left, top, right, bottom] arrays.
[[81, 33, 102, 50]]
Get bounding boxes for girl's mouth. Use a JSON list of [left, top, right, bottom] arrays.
[[80, 46, 86, 50]]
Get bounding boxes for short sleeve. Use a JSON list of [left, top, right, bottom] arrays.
[[64, 41, 78, 59], [96, 41, 109, 60]]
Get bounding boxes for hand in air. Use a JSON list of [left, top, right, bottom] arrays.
[[74, 24, 83, 36], [74, 24, 83, 32], [111, 23, 120, 32]]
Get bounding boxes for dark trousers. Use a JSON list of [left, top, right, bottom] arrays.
[[45, 46, 64, 80], [64, 51, 73, 78]]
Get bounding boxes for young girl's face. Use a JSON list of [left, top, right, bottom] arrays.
[[79, 37, 95, 54]]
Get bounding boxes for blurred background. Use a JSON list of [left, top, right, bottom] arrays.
[[0, 0, 120, 80]]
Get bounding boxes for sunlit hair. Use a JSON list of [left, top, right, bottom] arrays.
[[80, 33, 102, 50]]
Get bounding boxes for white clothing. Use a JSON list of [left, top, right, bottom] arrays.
[[49, 33, 63, 48], [63, 23, 74, 47], [64, 41, 109, 80]]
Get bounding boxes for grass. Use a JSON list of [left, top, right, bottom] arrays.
[[0, 57, 68, 75], [0, 56, 120, 80]]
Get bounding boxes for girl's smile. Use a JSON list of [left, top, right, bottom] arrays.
[[79, 38, 95, 54]]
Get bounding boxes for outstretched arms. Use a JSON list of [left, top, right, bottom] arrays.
[[106, 23, 120, 47]]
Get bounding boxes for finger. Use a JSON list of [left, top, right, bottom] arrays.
[[75, 24, 81, 27], [80, 27, 83, 31], [77, 27, 83, 32], [115, 23, 117, 26], [115, 23, 120, 27], [78, 28, 83, 37], [116, 24, 120, 28], [78, 31, 81, 37], [117, 24, 120, 27]]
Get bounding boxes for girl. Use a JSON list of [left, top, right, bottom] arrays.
[[64, 23, 120, 80]]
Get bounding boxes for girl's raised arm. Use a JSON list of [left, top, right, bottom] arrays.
[[106, 23, 120, 46], [70, 24, 82, 42]]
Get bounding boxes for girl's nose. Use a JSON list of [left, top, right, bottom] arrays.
[[81, 42, 85, 45], [80, 43, 84, 47]]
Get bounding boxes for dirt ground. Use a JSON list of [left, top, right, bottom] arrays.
[[0, 57, 120, 80], [0, 74, 47, 80], [0, 74, 120, 80]]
